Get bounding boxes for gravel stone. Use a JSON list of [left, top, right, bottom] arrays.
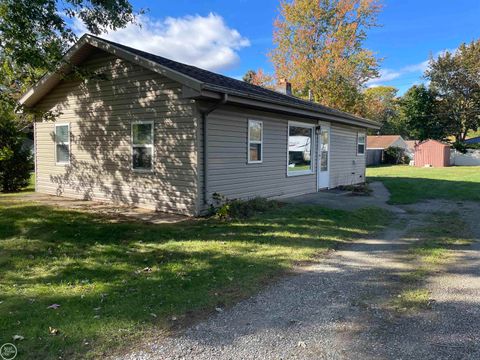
[[117, 192, 480, 360]]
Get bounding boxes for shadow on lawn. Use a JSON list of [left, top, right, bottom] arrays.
[[0, 201, 389, 359], [4, 200, 479, 360]]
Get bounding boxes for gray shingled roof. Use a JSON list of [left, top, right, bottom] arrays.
[[93, 35, 374, 125]]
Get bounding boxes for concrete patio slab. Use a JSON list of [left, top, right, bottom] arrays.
[[283, 181, 405, 213]]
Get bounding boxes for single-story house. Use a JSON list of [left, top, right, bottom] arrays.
[[20, 34, 379, 216], [366, 135, 408, 166]]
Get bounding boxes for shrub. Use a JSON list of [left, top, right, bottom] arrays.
[[210, 193, 280, 220], [452, 141, 468, 154], [384, 146, 408, 164], [0, 114, 32, 192], [468, 143, 480, 150], [338, 183, 372, 196], [453, 141, 480, 152]]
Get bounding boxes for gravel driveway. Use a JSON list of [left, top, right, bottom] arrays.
[[118, 196, 480, 360]]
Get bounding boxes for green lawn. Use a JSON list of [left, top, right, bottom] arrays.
[[367, 165, 480, 204], [0, 194, 390, 359]]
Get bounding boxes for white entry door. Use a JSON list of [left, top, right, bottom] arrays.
[[317, 124, 330, 189]]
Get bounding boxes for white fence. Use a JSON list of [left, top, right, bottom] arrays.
[[450, 149, 480, 166]]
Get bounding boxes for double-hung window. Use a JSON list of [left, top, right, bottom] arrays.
[[288, 122, 314, 175], [55, 124, 70, 165], [248, 119, 263, 163], [357, 132, 366, 155], [132, 121, 154, 171]]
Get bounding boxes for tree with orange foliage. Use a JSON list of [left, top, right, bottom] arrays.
[[271, 0, 381, 113], [243, 68, 275, 89]]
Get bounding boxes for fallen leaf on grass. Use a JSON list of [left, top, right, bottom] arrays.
[[49, 327, 59, 336], [12, 335, 24, 341], [47, 304, 61, 309]]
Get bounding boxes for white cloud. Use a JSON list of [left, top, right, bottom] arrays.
[[73, 13, 250, 72], [401, 60, 429, 73], [367, 48, 458, 88], [366, 69, 401, 85]]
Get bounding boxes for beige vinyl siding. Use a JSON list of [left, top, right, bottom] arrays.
[[34, 49, 199, 215], [329, 124, 366, 188], [200, 107, 317, 209]]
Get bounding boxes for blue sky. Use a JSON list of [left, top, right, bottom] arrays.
[[76, 0, 480, 95]]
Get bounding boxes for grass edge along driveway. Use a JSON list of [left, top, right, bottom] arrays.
[[0, 196, 390, 360], [367, 165, 480, 204]]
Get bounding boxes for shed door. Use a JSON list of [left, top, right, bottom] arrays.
[[317, 124, 330, 189]]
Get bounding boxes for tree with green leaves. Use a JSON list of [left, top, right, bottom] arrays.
[[425, 40, 480, 142], [0, 0, 139, 103], [361, 86, 404, 135], [0, 101, 32, 192], [398, 84, 448, 141], [270, 0, 381, 113]]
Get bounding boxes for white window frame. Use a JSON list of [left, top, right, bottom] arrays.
[[287, 121, 315, 176], [247, 119, 263, 164], [357, 132, 366, 156], [55, 123, 70, 165], [131, 120, 154, 172]]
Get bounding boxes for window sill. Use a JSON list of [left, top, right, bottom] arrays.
[[247, 160, 263, 164], [287, 170, 315, 177], [132, 169, 154, 174], [55, 162, 70, 166]]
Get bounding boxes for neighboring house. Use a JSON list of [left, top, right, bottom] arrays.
[[414, 140, 451, 167], [366, 135, 408, 166], [465, 136, 480, 144], [20, 34, 379, 216]]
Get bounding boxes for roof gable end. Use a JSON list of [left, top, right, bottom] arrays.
[[367, 135, 402, 149], [19, 34, 203, 107]]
